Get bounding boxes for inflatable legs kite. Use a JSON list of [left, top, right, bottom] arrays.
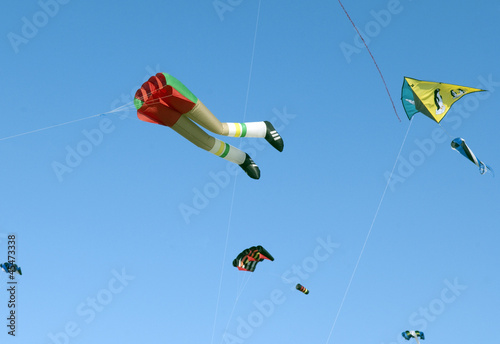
[[134, 73, 284, 179], [451, 138, 493, 175]]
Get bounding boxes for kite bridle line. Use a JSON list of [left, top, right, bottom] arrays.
[[337, 0, 401, 122]]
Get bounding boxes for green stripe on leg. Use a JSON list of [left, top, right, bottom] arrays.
[[220, 143, 231, 158]]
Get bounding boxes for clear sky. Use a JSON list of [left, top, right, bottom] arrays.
[[1, 0, 499, 343]]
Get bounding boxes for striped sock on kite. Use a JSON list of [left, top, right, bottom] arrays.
[[208, 139, 260, 179], [209, 138, 246, 164], [225, 121, 283, 152], [225, 122, 266, 137]]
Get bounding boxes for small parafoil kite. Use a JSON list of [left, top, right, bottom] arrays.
[[134, 73, 284, 179], [402, 330, 425, 342], [233, 246, 274, 272], [296, 283, 309, 294], [1, 262, 21, 275], [451, 138, 492, 175]]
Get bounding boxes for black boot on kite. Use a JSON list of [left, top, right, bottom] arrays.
[[239, 154, 260, 180], [264, 121, 284, 152]]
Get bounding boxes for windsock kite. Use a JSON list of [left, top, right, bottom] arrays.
[[296, 284, 309, 295], [451, 138, 493, 175]]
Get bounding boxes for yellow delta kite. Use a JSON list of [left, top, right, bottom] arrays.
[[401, 77, 485, 123]]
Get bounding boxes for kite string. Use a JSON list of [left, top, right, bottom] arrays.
[[0, 114, 103, 142], [209, 177, 238, 344], [0, 82, 173, 142], [337, 0, 400, 122], [0, 97, 140, 142], [217, 274, 253, 344], [324, 119, 413, 344], [438, 123, 454, 140], [209, 1, 262, 344], [240, 0, 261, 125]]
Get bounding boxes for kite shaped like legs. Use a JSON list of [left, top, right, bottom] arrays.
[[185, 101, 284, 152], [171, 100, 283, 179], [135, 73, 283, 179]]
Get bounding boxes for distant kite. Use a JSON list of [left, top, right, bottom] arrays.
[[296, 284, 309, 295], [233, 246, 274, 272], [1, 262, 21, 275], [451, 138, 493, 175], [402, 331, 424, 343], [134, 73, 284, 179]]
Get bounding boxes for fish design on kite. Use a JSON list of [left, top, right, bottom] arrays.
[[134, 73, 284, 179], [451, 138, 493, 175], [232, 246, 274, 272]]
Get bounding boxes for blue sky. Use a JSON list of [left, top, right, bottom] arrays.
[[1, 0, 499, 343]]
